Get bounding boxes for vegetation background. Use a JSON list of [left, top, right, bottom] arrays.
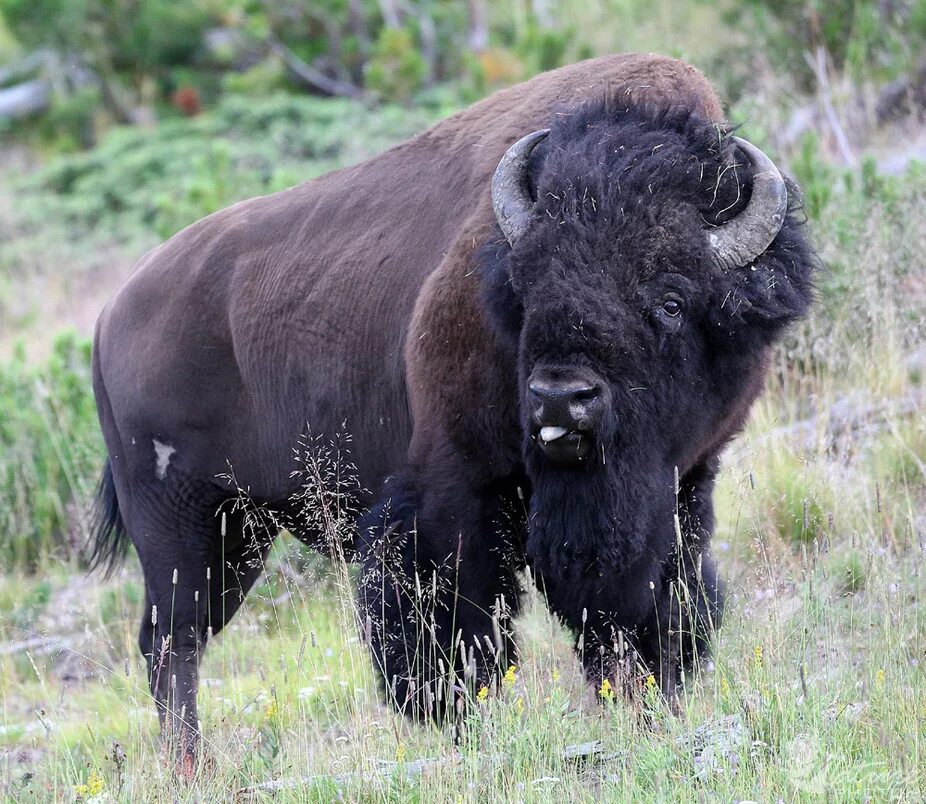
[[0, 0, 924, 800]]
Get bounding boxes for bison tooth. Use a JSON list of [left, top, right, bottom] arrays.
[[539, 426, 568, 443]]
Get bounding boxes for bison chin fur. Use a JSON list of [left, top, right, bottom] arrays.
[[527, 454, 725, 696], [524, 448, 673, 594]]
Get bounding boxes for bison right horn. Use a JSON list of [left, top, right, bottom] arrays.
[[706, 136, 788, 271], [492, 129, 550, 245]]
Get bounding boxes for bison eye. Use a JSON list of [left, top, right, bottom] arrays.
[[661, 296, 683, 317]]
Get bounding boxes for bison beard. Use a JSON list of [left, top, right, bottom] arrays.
[[525, 446, 722, 699], [525, 450, 664, 584]]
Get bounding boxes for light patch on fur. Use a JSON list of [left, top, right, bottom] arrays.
[[153, 440, 176, 480]]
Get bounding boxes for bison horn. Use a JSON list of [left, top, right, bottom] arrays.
[[706, 136, 788, 271], [492, 129, 550, 245]]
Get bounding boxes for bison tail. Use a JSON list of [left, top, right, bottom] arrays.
[[87, 459, 128, 576]]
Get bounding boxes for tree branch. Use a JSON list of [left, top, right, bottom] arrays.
[[267, 38, 364, 99]]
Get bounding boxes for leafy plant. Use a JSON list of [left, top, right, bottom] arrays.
[[736, 0, 926, 87], [364, 26, 427, 103], [0, 330, 102, 569]]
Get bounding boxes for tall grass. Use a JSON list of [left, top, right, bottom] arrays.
[[0, 331, 100, 570]]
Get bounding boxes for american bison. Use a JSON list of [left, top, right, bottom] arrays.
[[90, 53, 814, 762]]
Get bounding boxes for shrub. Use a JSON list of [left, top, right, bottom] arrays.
[[737, 0, 926, 87], [364, 27, 427, 103], [0, 331, 102, 569]]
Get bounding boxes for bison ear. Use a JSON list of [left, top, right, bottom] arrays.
[[710, 204, 816, 342], [477, 241, 523, 349]]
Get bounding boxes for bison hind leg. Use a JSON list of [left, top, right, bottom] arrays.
[[130, 477, 277, 769]]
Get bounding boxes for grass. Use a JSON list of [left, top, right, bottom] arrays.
[[2, 318, 926, 798], [1, 431, 924, 801], [1, 11, 925, 798]]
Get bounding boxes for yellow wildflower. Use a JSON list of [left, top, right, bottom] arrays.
[[476, 684, 489, 703], [720, 675, 730, 696], [551, 668, 560, 684], [599, 678, 615, 701], [753, 645, 763, 668], [645, 674, 657, 692], [396, 743, 407, 762], [515, 696, 524, 714], [875, 669, 885, 687], [502, 664, 517, 687], [265, 696, 278, 720], [75, 768, 105, 799]]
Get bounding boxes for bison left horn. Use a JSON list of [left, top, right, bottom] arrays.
[[492, 129, 550, 245], [706, 136, 788, 271]]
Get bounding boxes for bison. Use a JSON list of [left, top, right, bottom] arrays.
[[89, 53, 814, 763]]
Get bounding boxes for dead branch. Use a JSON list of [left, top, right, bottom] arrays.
[[759, 379, 924, 457], [0, 634, 75, 657], [267, 38, 364, 99], [0, 80, 51, 120], [805, 46, 855, 167]]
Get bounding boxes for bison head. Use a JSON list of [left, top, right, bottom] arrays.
[[481, 101, 814, 589]]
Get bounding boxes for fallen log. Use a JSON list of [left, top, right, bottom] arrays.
[[0, 633, 75, 657], [235, 740, 624, 798], [0, 79, 51, 121]]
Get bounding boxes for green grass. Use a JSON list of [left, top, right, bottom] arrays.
[[1, 460, 923, 802], [0, 332, 100, 570]]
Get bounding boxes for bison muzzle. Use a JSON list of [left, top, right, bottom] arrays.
[[89, 54, 815, 764]]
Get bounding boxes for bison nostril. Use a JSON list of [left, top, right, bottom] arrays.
[[528, 380, 602, 428], [572, 388, 600, 404]]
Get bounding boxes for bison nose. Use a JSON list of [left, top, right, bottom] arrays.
[[528, 379, 602, 432]]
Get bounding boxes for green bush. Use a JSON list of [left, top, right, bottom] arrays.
[[737, 0, 926, 87], [364, 27, 427, 103], [38, 85, 100, 151], [0, 331, 102, 570], [8, 92, 444, 246]]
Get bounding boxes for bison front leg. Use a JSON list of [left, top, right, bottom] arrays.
[[642, 459, 725, 694], [358, 475, 525, 724]]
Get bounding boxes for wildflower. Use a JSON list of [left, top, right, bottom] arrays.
[[551, 668, 560, 684], [599, 678, 615, 701], [265, 697, 278, 720], [476, 684, 489, 703], [875, 669, 885, 687], [720, 675, 730, 696], [75, 768, 105, 799], [645, 674, 657, 692], [502, 664, 517, 687], [753, 645, 763, 668], [396, 743, 406, 762], [515, 696, 524, 715]]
